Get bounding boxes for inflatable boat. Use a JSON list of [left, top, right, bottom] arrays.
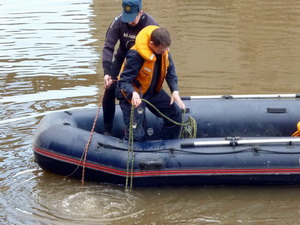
[[33, 94, 300, 187]]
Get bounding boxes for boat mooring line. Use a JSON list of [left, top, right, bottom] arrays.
[[181, 94, 300, 100], [181, 138, 300, 148]]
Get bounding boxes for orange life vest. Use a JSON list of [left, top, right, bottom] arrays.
[[120, 25, 170, 97], [292, 121, 300, 137]]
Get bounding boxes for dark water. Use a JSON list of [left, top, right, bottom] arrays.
[[1, 0, 300, 224]]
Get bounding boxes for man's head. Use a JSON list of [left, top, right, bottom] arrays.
[[122, 0, 143, 25], [149, 28, 171, 55]]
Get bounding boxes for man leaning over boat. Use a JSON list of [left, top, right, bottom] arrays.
[[116, 25, 185, 141]]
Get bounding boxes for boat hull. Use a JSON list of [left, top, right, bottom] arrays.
[[33, 98, 300, 187]]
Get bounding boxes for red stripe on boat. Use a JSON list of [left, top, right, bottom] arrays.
[[33, 146, 300, 177]]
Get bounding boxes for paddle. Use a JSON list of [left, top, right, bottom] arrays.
[[181, 137, 300, 148]]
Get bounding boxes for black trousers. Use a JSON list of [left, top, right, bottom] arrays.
[[102, 58, 123, 132], [119, 89, 182, 141]]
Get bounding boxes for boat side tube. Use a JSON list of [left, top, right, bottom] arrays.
[[181, 93, 300, 100]]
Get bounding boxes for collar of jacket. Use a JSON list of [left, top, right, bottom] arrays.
[[133, 25, 167, 62]]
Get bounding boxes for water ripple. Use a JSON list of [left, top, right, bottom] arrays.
[[0, 0, 98, 78], [1, 0, 300, 224], [3, 172, 144, 225]]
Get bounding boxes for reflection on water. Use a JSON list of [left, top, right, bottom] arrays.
[[0, 0, 100, 126], [1, 0, 300, 224], [169, 0, 300, 95], [0, 86, 97, 104], [0, 0, 98, 78]]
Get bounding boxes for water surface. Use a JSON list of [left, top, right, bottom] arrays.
[[1, 0, 300, 224]]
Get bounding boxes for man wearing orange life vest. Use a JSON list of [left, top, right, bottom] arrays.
[[116, 25, 185, 141]]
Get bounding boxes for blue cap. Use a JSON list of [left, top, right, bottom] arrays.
[[121, 0, 142, 23]]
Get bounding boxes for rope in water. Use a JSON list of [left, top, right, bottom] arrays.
[[125, 105, 135, 191], [125, 98, 197, 190], [80, 80, 118, 184], [80, 100, 102, 184], [64, 90, 105, 184]]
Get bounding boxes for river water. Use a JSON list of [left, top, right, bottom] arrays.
[[1, 0, 300, 224]]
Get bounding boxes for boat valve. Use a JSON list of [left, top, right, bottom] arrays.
[[252, 146, 261, 156], [137, 107, 144, 114]]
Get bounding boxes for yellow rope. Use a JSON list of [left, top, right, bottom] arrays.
[[64, 94, 104, 183], [141, 99, 197, 139], [179, 115, 197, 139], [125, 105, 135, 191]]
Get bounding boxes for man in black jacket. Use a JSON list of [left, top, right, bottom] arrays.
[[102, 0, 158, 135]]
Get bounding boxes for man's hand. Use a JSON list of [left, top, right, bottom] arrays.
[[131, 91, 142, 108], [170, 91, 186, 109], [104, 74, 113, 88]]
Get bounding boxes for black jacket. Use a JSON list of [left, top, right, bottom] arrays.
[[102, 12, 157, 77]]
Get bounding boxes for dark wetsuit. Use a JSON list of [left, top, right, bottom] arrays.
[[102, 13, 157, 133]]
